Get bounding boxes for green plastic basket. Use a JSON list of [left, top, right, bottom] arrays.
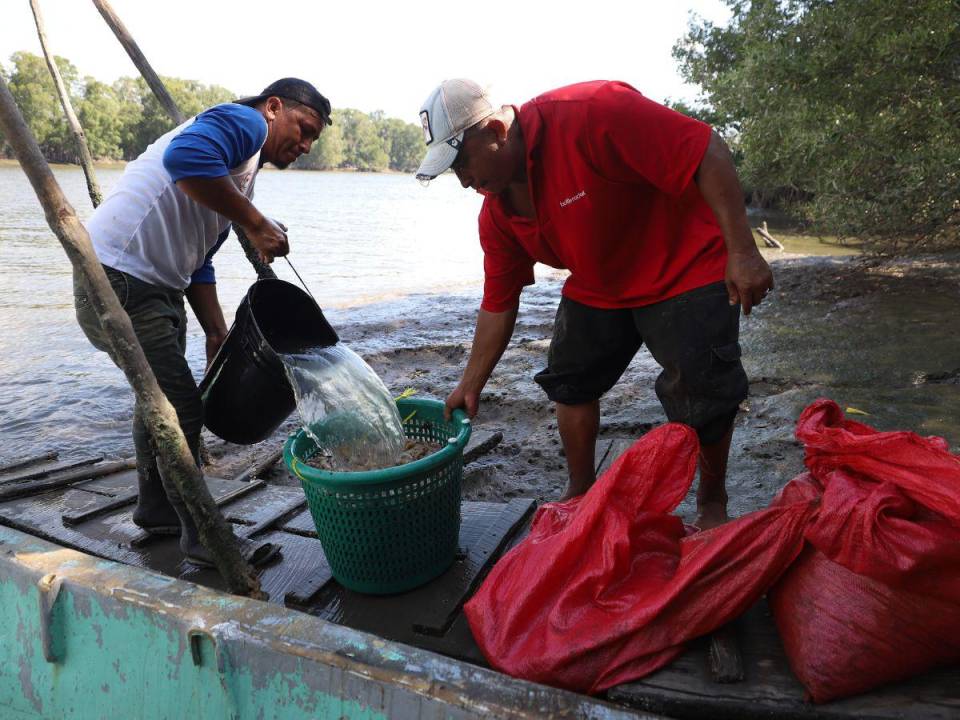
[[284, 397, 471, 594]]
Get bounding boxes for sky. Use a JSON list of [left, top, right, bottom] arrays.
[[0, 0, 731, 122]]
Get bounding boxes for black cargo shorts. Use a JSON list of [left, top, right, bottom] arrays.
[[533, 281, 748, 444]]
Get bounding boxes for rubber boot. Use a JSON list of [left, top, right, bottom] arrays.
[[130, 406, 181, 534]]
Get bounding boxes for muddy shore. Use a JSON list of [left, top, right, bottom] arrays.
[[205, 249, 960, 523]]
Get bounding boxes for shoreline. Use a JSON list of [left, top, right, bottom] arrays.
[[207, 250, 960, 526]]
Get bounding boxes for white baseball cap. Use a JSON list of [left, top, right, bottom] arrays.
[[416, 79, 495, 181]]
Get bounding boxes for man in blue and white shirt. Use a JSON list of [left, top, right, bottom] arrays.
[[75, 78, 331, 566]]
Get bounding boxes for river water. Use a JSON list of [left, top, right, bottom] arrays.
[[0, 164, 522, 464]]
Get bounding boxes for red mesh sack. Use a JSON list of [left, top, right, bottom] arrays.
[[464, 423, 816, 694], [769, 399, 960, 702]]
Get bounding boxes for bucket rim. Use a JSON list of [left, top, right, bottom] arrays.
[[284, 397, 472, 487]]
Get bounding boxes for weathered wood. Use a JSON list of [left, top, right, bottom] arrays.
[[0, 459, 135, 501], [238, 494, 307, 539], [233, 223, 277, 280], [63, 477, 268, 526], [90, 0, 184, 124], [0, 451, 58, 475], [463, 429, 503, 464], [128, 479, 269, 547], [283, 563, 334, 607], [0, 455, 104, 485], [412, 498, 536, 637], [708, 624, 744, 683], [608, 599, 960, 720], [232, 448, 284, 483], [596, 438, 635, 477], [0, 75, 260, 597], [29, 0, 102, 207], [61, 488, 138, 525], [756, 221, 785, 250]]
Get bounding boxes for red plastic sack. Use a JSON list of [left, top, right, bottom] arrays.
[[464, 423, 816, 694], [769, 399, 960, 702]]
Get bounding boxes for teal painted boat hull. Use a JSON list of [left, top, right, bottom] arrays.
[[0, 525, 647, 719]]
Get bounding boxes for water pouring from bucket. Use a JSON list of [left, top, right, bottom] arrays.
[[201, 277, 407, 470], [280, 344, 405, 471]]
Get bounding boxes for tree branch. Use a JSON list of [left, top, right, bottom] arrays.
[[30, 0, 102, 208], [0, 73, 263, 598]]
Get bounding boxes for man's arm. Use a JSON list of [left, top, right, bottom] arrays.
[[175, 176, 288, 263], [445, 306, 519, 420], [185, 282, 228, 370], [695, 131, 774, 315]]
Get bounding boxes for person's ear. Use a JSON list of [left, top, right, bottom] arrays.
[[486, 118, 509, 146], [262, 96, 283, 122]]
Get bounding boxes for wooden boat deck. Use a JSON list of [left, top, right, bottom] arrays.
[[1, 446, 957, 719]]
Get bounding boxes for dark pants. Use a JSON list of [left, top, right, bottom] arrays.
[[534, 282, 748, 444], [74, 266, 202, 511]]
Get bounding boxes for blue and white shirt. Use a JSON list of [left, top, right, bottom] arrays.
[[87, 103, 268, 290]]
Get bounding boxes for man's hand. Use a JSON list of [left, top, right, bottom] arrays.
[[243, 216, 289, 264], [205, 331, 227, 371], [445, 380, 481, 421], [725, 249, 774, 316]]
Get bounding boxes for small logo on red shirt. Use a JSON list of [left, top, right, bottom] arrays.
[[560, 190, 587, 208]]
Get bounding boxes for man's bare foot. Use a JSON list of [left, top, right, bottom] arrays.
[[557, 484, 591, 502], [695, 501, 729, 530]]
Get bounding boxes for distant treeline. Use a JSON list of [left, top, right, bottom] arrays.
[[0, 51, 426, 173]]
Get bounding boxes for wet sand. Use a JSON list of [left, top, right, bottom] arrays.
[[205, 250, 960, 524]]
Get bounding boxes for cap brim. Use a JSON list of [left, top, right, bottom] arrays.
[[415, 139, 460, 181]]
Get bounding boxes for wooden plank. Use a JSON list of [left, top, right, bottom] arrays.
[[239, 494, 307, 539], [232, 448, 284, 483], [128, 478, 268, 547], [411, 498, 536, 637], [596, 438, 634, 477], [63, 478, 268, 527], [279, 508, 317, 537], [62, 488, 139, 526], [0, 459, 137, 501], [708, 625, 744, 683], [463, 430, 503, 464], [283, 564, 334, 607], [594, 438, 614, 475], [607, 599, 960, 720], [0, 455, 104, 485], [0, 451, 58, 475]]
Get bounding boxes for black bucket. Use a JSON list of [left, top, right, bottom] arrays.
[[200, 279, 339, 444]]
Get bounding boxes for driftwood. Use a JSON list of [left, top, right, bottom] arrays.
[[234, 223, 277, 280], [756, 221, 785, 250], [29, 0, 102, 208], [0, 458, 135, 502], [0, 76, 262, 598], [90, 0, 184, 125]]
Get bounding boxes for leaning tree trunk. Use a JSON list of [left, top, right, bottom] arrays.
[[90, 0, 184, 124], [91, 0, 268, 274], [30, 0, 102, 208], [0, 75, 263, 599]]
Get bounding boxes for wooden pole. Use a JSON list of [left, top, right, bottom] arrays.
[[29, 0, 103, 208], [90, 0, 275, 279], [90, 0, 184, 124], [0, 75, 262, 599]]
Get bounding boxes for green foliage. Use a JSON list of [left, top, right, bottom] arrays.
[[6, 51, 78, 162], [2, 51, 425, 174], [674, 0, 960, 249]]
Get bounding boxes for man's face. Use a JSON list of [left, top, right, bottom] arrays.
[[450, 124, 513, 195], [263, 99, 324, 168]]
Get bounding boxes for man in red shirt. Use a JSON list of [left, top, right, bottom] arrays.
[[415, 79, 773, 529]]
